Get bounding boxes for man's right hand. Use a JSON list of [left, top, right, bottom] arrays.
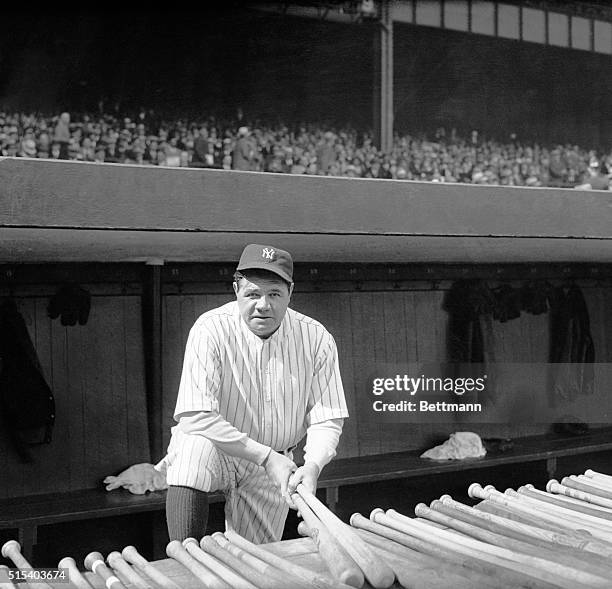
[[263, 450, 297, 505]]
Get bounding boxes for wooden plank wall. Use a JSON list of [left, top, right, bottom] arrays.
[[0, 291, 150, 499], [161, 281, 612, 462], [2, 273, 611, 499]]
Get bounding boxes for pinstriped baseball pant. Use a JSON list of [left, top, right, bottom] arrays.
[[165, 430, 289, 543]]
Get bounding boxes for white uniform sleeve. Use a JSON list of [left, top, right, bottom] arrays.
[[174, 320, 222, 417], [306, 333, 349, 426], [176, 411, 271, 466], [303, 418, 344, 473]]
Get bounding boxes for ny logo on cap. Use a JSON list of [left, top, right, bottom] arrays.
[[262, 247, 275, 260]]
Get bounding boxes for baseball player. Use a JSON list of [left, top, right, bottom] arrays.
[[159, 243, 349, 543]]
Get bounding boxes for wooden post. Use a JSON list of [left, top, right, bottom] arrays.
[[143, 259, 164, 462]]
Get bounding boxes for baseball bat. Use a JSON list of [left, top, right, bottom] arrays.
[[295, 483, 394, 589], [121, 546, 182, 589], [58, 557, 94, 589], [575, 474, 612, 493], [572, 474, 612, 495], [292, 493, 364, 588], [211, 533, 314, 589], [296, 522, 365, 588], [407, 502, 609, 588], [562, 476, 612, 501], [470, 483, 611, 540], [357, 509, 547, 588], [518, 485, 612, 521], [357, 533, 467, 589], [84, 552, 127, 589], [107, 552, 155, 589], [475, 498, 591, 537], [585, 469, 612, 484], [436, 495, 612, 560], [525, 483, 607, 510], [414, 502, 611, 586], [547, 479, 612, 510], [350, 519, 503, 589], [1, 541, 52, 589], [198, 536, 275, 589], [166, 540, 232, 589], [224, 528, 355, 589], [0, 565, 17, 589], [503, 487, 612, 536], [523, 483, 612, 512], [352, 524, 501, 589], [378, 508, 581, 589]]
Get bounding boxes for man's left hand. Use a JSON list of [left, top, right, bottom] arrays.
[[287, 462, 320, 510]]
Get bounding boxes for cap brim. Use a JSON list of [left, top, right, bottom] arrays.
[[236, 262, 293, 284]]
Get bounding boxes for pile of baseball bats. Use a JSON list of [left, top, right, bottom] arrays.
[[4, 469, 612, 588], [290, 472, 612, 589], [0, 539, 185, 589], [345, 468, 612, 589]]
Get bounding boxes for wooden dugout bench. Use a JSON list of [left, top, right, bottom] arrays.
[[2, 426, 612, 563]]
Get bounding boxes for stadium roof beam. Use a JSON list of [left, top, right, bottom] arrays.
[[255, 0, 611, 152], [391, 0, 612, 55], [255, 1, 379, 23]]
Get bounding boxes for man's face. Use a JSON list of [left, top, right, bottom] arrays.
[[234, 273, 293, 338]]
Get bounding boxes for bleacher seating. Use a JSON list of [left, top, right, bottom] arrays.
[[1, 110, 610, 188]]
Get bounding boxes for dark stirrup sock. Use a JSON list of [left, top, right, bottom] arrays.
[[166, 485, 210, 541]]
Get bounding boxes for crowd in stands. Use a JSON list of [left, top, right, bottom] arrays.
[[1, 109, 611, 189]]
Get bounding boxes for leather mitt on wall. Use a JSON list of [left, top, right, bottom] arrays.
[[47, 284, 91, 326]]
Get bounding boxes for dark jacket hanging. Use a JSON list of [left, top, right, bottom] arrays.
[[0, 299, 55, 462], [548, 284, 595, 404], [443, 280, 497, 403]]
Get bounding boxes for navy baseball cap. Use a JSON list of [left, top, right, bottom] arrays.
[[236, 244, 293, 284]]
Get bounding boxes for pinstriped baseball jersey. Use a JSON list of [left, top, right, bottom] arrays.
[[174, 300, 349, 451]]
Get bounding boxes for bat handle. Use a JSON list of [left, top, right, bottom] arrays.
[[468, 483, 488, 500], [84, 552, 126, 589], [1, 541, 31, 570], [58, 557, 94, 589], [121, 546, 146, 567]]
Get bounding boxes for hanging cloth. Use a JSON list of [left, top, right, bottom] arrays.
[[0, 299, 55, 462], [443, 280, 497, 403], [548, 284, 595, 404]]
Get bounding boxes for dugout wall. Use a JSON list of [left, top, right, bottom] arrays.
[[1, 158, 612, 500]]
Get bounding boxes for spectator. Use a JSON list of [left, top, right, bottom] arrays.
[[160, 135, 182, 167], [547, 148, 567, 187], [231, 126, 254, 171], [144, 137, 159, 165], [575, 160, 610, 191], [104, 139, 120, 163], [191, 126, 212, 168], [316, 131, 337, 174], [1, 108, 609, 190], [19, 138, 37, 158], [37, 132, 51, 158], [53, 112, 71, 159]]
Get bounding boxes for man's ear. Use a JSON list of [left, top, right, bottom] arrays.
[[288, 283, 294, 298], [233, 281, 239, 296]]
